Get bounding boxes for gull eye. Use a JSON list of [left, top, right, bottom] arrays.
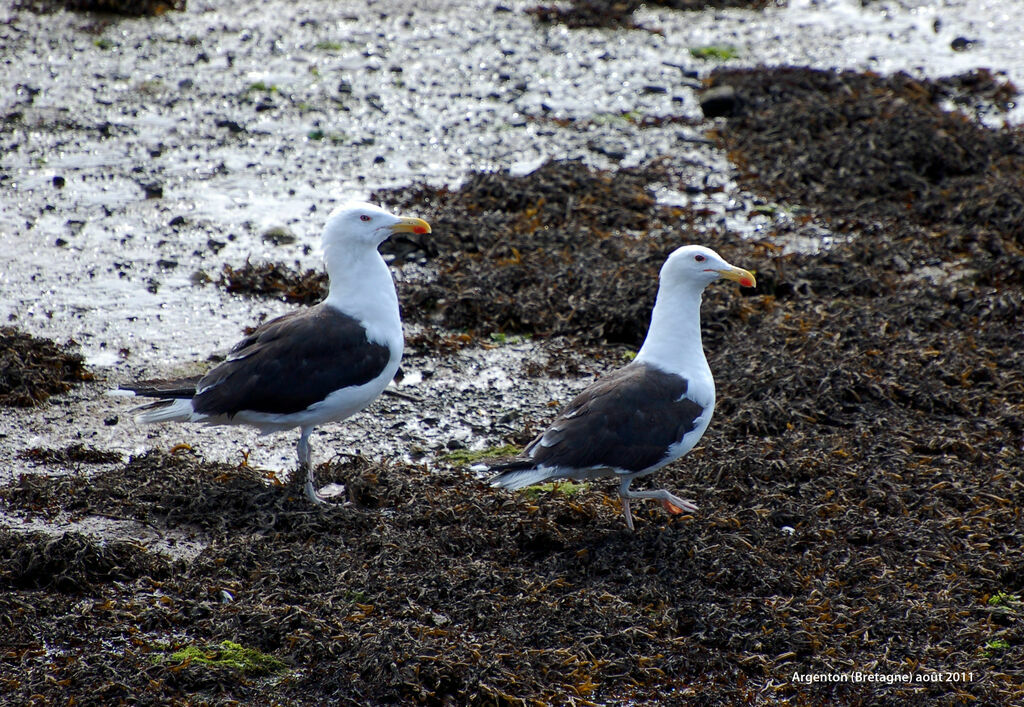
[[694, 254, 706, 263], [360, 214, 371, 222]]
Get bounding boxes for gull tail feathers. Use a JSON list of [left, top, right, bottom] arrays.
[[489, 466, 555, 491], [133, 398, 196, 424]]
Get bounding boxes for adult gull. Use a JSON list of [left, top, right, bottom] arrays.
[[489, 245, 755, 529], [124, 201, 430, 504]]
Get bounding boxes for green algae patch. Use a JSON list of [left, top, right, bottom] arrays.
[[519, 480, 590, 500], [690, 45, 739, 61], [166, 641, 287, 676], [442, 444, 522, 466]]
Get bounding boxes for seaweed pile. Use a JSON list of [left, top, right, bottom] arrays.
[[373, 159, 756, 346], [0, 326, 92, 407], [527, 0, 775, 30], [707, 67, 1024, 283], [14, 0, 185, 16], [17, 443, 122, 466], [218, 260, 327, 307]]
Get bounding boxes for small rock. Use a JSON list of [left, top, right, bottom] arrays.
[[140, 181, 163, 199], [699, 85, 739, 118], [15, 83, 40, 103], [215, 118, 245, 133], [52, 175, 65, 188], [587, 139, 627, 161], [950, 36, 978, 51], [103, 416, 118, 426], [429, 611, 450, 626], [261, 225, 296, 245], [168, 215, 187, 227]]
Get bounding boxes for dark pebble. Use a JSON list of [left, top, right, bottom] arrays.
[[699, 84, 739, 118], [215, 118, 245, 133], [950, 36, 978, 51], [140, 181, 163, 199], [261, 226, 296, 245]]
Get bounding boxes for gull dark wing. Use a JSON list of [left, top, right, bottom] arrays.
[[526, 362, 705, 473], [123, 375, 203, 399], [191, 304, 391, 417]]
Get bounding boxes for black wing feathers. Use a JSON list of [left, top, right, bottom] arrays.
[[187, 305, 391, 417], [122, 376, 203, 399], [525, 363, 704, 473]]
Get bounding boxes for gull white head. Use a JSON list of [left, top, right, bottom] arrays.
[[319, 201, 431, 317], [637, 244, 755, 375], [659, 244, 756, 292], [322, 200, 431, 252]]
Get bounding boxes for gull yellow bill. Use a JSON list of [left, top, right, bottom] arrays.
[[715, 264, 756, 289], [390, 216, 431, 235]]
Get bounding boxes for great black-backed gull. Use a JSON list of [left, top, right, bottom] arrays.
[[124, 201, 430, 504], [489, 245, 755, 530]]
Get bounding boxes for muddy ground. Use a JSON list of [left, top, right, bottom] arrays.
[[3, 1, 1024, 706]]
